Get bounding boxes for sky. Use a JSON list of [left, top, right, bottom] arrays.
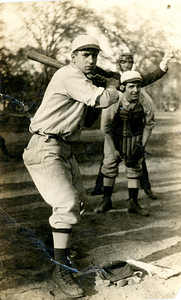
[[1, 0, 181, 46], [1, 0, 181, 68]]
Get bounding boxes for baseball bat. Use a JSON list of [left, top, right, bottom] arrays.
[[27, 51, 65, 69]]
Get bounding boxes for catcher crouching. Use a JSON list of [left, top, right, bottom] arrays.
[[94, 70, 155, 216]]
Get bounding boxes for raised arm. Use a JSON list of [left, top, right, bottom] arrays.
[[141, 50, 174, 87]]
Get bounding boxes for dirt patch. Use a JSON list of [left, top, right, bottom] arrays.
[[0, 111, 181, 299]]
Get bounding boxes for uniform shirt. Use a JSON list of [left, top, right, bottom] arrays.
[[101, 90, 155, 136], [84, 62, 167, 128], [30, 62, 118, 141]]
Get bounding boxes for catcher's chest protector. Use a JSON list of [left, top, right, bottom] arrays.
[[114, 103, 145, 137], [112, 103, 145, 158]]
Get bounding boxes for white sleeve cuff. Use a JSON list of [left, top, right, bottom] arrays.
[[160, 61, 168, 72]]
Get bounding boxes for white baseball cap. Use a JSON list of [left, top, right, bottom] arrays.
[[71, 35, 102, 52], [121, 71, 142, 84]]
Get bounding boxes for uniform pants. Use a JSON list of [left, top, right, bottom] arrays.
[[95, 156, 150, 189], [23, 134, 86, 230], [101, 134, 143, 186]]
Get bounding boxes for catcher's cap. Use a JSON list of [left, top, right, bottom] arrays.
[[121, 70, 142, 84], [118, 52, 134, 61], [71, 35, 102, 52], [101, 260, 133, 282]]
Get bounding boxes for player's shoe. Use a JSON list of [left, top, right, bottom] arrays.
[[90, 186, 103, 196], [94, 198, 112, 213], [144, 189, 157, 199], [128, 198, 149, 216], [53, 264, 83, 298]]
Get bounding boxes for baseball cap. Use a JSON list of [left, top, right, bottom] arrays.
[[119, 52, 134, 61], [71, 35, 102, 52], [121, 70, 142, 84]]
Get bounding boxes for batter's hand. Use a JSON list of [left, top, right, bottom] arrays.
[[87, 74, 107, 87]]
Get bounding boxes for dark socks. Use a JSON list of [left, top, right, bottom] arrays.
[[52, 227, 72, 265], [128, 188, 139, 202], [54, 248, 69, 264], [104, 186, 114, 199], [95, 171, 104, 189]]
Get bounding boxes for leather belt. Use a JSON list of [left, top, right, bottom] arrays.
[[35, 132, 63, 140], [35, 132, 74, 144]]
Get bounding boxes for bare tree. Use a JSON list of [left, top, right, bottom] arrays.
[[1, 1, 180, 111], [96, 4, 168, 72], [13, 1, 101, 84]]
